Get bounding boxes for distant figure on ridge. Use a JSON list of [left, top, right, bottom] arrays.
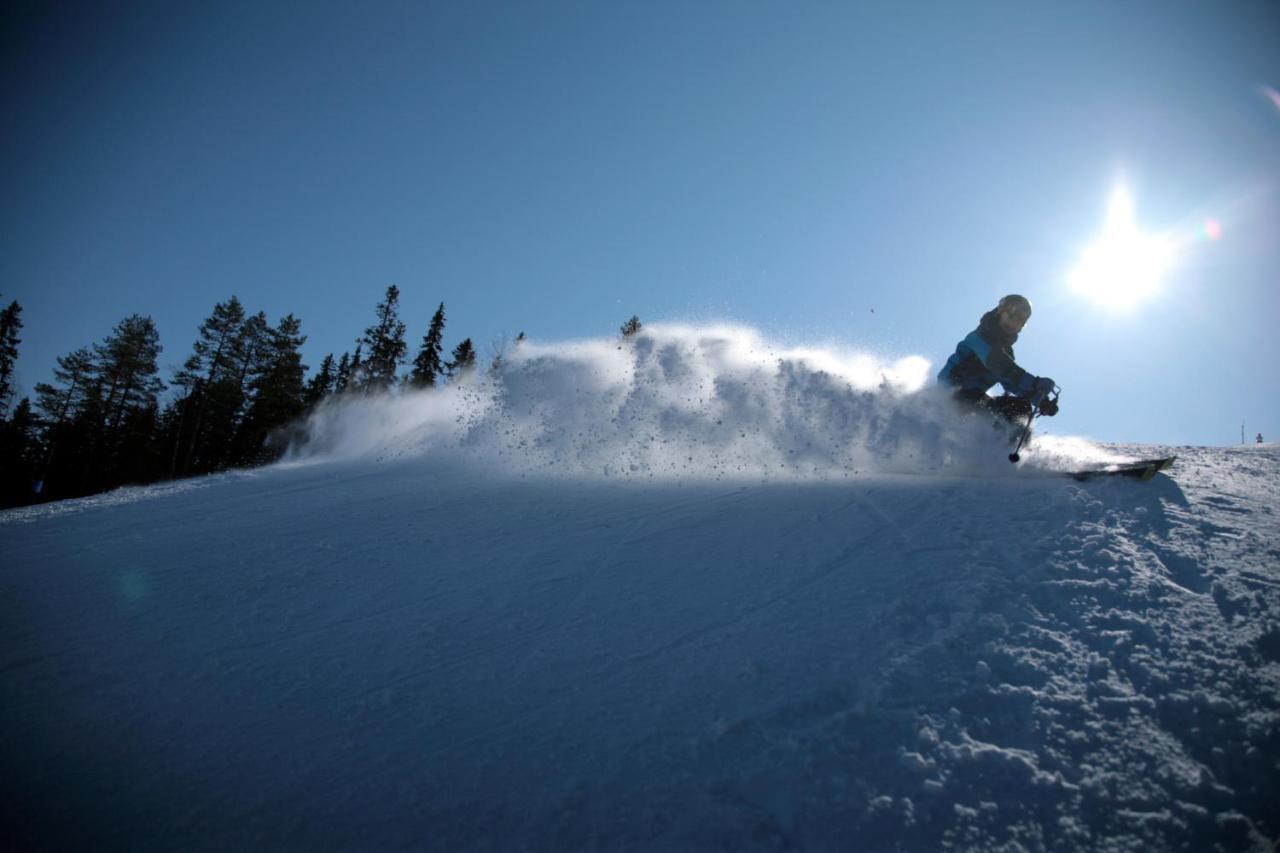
[[1258, 433, 1265, 444], [938, 294, 1058, 430]]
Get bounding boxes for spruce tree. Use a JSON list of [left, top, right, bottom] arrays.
[[360, 285, 407, 393], [114, 402, 163, 487], [0, 397, 36, 507], [445, 338, 476, 379], [409, 302, 446, 388], [8, 397, 35, 441], [304, 353, 336, 407], [0, 299, 23, 416], [334, 352, 352, 394], [346, 344, 365, 393], [620, 315, 642, 337]]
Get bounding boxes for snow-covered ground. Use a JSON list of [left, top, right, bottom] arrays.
[[3, 327, 1277, 851]]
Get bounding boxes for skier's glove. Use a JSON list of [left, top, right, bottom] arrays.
[[1031, 376, 1057, 413]]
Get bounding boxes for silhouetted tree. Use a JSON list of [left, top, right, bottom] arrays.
[[334, 351, 352, 394], [346, 344, 365, 393], [198, 311, 267, 470], [0, 299, 23, 416], [34, 348, 96, 428], [113, 402, 164, 486], [409, 302, 446, 389], [30, 347, 96, 498], [235, 314, 308, 463], [360, 285, 407, 393], [620, 315, 642, 337], [0, 397, 37, 505], [93, 314, 165, 437], [445, 338, 476, 379], [304, 353, 336, 407], [172, 297, 247, 474], [76, 314, 164, 491]]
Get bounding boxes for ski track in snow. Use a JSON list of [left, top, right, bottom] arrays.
[[1, 326, 1277, 851]]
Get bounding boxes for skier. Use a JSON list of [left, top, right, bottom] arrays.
[[938, 294, 1057, 428]]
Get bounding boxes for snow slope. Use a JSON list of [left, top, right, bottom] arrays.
[[3, 327, 1278, 851]]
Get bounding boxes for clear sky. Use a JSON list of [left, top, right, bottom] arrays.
[[4, 0, 1278, 447]]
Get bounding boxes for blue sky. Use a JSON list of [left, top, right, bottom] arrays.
[[4, 0, 1278, 446]]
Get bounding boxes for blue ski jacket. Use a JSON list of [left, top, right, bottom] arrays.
[[937, 309, 1037, 397]]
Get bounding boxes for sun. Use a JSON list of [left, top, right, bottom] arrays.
[[1068, 187, 1176, 311]]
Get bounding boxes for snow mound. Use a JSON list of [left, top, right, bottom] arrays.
[[289, 323, 1073, 480], [4, 442, 1277, 851]]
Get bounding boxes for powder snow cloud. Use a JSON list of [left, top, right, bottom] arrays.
[[288, 323, 1091, 479]]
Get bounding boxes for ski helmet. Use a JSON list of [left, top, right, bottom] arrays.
[[998, 294, 1032, 318]]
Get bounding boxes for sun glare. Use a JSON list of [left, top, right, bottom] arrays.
[[1068, 186, 1176, 311]]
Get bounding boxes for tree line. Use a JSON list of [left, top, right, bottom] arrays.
[[0, 286, 502, 509]]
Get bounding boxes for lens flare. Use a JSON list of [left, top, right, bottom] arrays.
[[1262, 85, 1280, 114], [1203, 218, 1223, 241]]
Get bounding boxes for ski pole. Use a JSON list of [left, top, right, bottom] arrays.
[[1009, 386, 1059, 463], [1009, 414, 1034, 463]]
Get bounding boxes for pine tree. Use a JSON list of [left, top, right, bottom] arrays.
[[172, 297, 247, 475], [234, 312, 272, 391], [409, 302, 446, 388], [620, 315, 642, 337], [236, 314, 308, 463], [82, 314, 164, 491], [360, 285, 408, 393], [174, 297, 246, 394], [445, 338, 476, 379], [0, 299, 23, 416], [34, 348, 96, 427], [206, 311, 269, 469], [93, 314, 165, 436], [304, 353, 336, 407], [31, 348, 101, 501], [268, 316, 309, 405]]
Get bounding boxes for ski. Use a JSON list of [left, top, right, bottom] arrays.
[[1067, 456, 1177, 482]]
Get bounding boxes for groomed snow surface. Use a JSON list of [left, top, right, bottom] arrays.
[[3, 326, 1278, 851]]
